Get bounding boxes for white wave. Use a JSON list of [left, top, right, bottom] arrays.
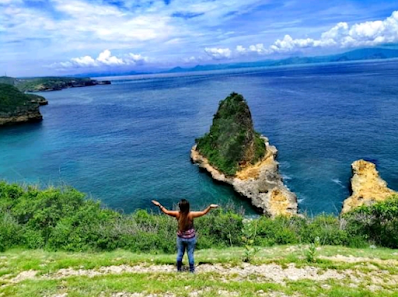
[[282, 174, 292, 180], [332, 178, 345, 188]]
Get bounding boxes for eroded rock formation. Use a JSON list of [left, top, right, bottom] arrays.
[[342, 159, 397, 213], [191, 93, 297, 216]]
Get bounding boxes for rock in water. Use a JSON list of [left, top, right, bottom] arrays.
[[342, 159, 397, 214], [191, 92, 297, 217]]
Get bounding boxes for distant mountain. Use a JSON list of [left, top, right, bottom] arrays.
[[166, 47, 398, 74]]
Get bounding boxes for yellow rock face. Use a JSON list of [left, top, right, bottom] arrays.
[[342, 160, 397, 214], [191, 140, 298, 217], [268, 188, 296, 217]]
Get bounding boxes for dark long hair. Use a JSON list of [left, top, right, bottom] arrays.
[[178, 199, 190, 231]]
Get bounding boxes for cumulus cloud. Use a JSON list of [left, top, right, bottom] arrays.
[[268, 10, 398, 54], [204, 47, 232, 59], [208, 10, 398, 61], [53, 50, 149, 69], [236, 44, 270, 55]]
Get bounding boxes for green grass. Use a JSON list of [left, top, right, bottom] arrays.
[[1, 245, 397, 296]]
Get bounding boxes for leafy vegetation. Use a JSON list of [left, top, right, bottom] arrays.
[[195, 92, 266, 176], [0, 83, 39, 114], [1, 181, 398, 254], [343, 195, 398, 248]]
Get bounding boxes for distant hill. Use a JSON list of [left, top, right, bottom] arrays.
[[0, 76, 111, 92], [167, 47, 398, 73]]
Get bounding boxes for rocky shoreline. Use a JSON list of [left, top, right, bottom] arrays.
[[0, 106, 43, 126], [191, 137, 298, 217]]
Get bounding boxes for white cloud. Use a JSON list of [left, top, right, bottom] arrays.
[[204, 47, 232, 59], [54, 50, 149, 69], [236, 43, 270, 55], [267, 10, 398, 54]]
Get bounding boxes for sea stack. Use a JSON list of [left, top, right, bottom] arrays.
[[191, 92, 297, 217], [0, 83, 45, 126], [342, 159, 397, 214]]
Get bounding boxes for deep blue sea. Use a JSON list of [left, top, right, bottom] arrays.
[[1, 60, 398, 215]]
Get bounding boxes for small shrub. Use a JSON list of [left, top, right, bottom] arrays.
[[305, 236, 320, 263], [241, 220, 259, 262]]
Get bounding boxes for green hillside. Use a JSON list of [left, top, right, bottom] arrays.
[[0, 76, 17, 86], [0, 83, 38, 113], [0, 76, 109, 92]]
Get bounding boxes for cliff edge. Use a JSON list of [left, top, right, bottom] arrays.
[[191, 92, 297, 217], [342, 159, 397, 213]]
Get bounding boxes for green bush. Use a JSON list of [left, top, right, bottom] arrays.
[[299, 214, 349, 246], [0, 212, 23, 251], [343, 195, 398, 248], [255, 216, 299, 246], [0, 181, 397, 253]]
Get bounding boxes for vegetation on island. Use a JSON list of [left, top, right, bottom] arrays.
[[0, 76, 110, 92], [195, 92, 266, 176], [1, 181, 398, 254], [0, 83, 45, 114]]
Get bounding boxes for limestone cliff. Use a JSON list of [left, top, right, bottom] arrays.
[[342, 160, 397, 214], [192, 93, 297, 217]]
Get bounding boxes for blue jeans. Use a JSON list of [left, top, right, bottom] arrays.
[[176, 236, 196, 266]]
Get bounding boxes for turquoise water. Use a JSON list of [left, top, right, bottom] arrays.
[[1, 60, 398, 215]]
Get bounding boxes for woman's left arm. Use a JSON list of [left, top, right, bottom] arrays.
[[190, 204, 218, 218], [152, 200, 179, 217]]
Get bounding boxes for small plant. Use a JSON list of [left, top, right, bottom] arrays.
[[241, 220, 259, 262], [305, 236, 320, 263]]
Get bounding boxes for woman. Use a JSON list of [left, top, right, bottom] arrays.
[[151, 199, 218, 273]]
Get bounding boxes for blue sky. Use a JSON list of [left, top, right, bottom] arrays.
[[1, 0, 398, 76]]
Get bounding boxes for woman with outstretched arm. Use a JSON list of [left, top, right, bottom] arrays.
[[151, 199, 218, 273]]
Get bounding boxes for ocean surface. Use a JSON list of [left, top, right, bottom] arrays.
[[1, 60, 398, 215]]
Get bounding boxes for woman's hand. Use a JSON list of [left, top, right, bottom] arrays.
[[210, 204, 219, 208], [152, 200, 161, 207]]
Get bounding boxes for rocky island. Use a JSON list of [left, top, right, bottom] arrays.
[[0, 83, 47, 126], [191, 92, 297, 217], [342, 159, 397, 213]]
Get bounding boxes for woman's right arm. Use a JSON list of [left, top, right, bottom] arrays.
[[152, 200, 179, 217], [190, 204, 218, 218]]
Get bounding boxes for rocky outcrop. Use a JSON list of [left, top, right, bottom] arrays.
[[342, 160, 397, 214], [0, 107, 42, 126], [191, 137, 298, 217]]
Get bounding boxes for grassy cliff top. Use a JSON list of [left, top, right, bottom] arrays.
[[1, 246, 397, 296], [195, 92, 266, 175], [0, 83, 39, 113]]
